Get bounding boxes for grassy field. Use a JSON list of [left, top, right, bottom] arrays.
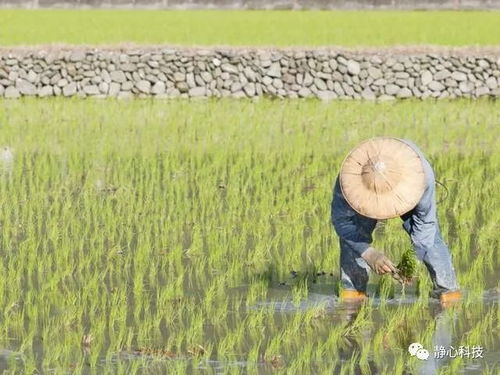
[[0, 98, 497, 373], [0, 10, 499, 46]]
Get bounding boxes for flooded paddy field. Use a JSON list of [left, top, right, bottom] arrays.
[[0, 98, 497, 374]]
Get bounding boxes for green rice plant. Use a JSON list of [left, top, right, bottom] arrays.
[[376, 275, 395, 300]]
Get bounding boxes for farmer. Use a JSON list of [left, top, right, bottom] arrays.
[[331, 137, 461, 305]]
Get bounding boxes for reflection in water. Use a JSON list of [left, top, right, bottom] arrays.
[[335, 304, 379, 374], [252, 291, 420, 314], [252, 290, 497, 374], [417, 306, 455, 375], [252, 292, 337, 313]]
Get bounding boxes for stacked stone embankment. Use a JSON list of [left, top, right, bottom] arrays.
[[0, 48, 499, 100]]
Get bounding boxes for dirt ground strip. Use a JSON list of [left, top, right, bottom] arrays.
[[1, 45, 500, 58]]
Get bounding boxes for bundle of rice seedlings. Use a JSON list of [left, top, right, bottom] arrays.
[[396, 249, 418, 285]]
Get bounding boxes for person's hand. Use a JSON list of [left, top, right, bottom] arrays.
[[361, 247, 398, 275], [391, 270, 405, 285]]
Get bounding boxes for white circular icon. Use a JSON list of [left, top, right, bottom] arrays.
[[416, 348, 430, 360], [408, 342, 423, 356]]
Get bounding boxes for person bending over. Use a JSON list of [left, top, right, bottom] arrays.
[[331, 137, 461, 305]]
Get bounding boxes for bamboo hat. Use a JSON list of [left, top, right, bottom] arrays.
[[339, 137, 426, 219]]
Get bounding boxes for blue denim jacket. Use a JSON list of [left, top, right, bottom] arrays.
[[331, 139, 439, 260]]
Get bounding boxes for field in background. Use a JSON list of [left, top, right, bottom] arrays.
[[1, 10, 499, 46], [0, 98, 497, 373]]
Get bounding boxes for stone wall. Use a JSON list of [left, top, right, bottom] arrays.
[[1, 48, 499, 100], [1, 0, 499, 9]]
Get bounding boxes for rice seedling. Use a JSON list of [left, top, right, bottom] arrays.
[[376, 275, 395, 300]]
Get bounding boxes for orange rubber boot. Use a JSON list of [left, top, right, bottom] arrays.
[[340, 289, 368, 301], [440, 290, 462, 307]]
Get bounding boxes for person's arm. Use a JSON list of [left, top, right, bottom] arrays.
[[331, 178, 401, 279]]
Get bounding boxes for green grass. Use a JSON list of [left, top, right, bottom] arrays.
[[0, 98, 497, 374], [0, 10, 499, 46]]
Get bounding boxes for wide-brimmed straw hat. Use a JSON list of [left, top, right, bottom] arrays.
[[339, 137, 426, 219]]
